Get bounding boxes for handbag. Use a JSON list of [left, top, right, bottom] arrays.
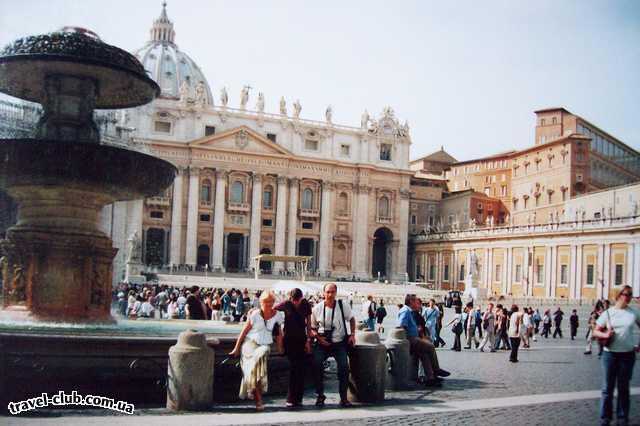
[[453, 320, 463, 335], [597, 310, 615, 347]]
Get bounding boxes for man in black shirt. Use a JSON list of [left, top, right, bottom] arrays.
[[185, 286, 206, 320]]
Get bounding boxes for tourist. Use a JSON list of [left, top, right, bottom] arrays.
[[474, 307, 483, 339], [496, 306, 511, 350], [398, 294, 446, 387], [447, 305, 463, 352], [221, 290, 231, 314], [552, 307, 564, 338], [117, 291, 127, 317], [422, 299, 440, 344], [126, 290, 136, 317], [464, 303, 479, 349], [139, 296, 155, 318], [570, 309, 579, 340], [435, 301, 446, 347], [185, 286, 206, 320], [167, 293, 179, 319], [532, 308, 542, 335], [362, 295, 376, 331], [541, 309, 552, 338], [310, 283, 356, 407], [585, 300, 604, 356], [508, 304, 522, 362], [234, 290, 245, 322], [375, 299, 387, 334], [210, 292, 222, 320], [229, 291, 284, 411], [478, 303, 496, 352], [275, 288, 311, 408], [521, 307, 531, 348], [177, 291, 187, 318], [156, 287, 168, 317], [592, 285, 639, 425]]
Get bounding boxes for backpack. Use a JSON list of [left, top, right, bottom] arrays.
[[453, 321, 463, 335]]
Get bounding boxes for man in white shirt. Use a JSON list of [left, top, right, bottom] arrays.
[[310, 283, 356, 408], [361, 295, 376, 331]]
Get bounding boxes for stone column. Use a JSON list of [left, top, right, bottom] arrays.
[[523, 246, 530, 297], [354, 185, 371, 278], [211, 169, 227, 272], [549, 246, 557, 298], [184, 167, 200, 267], [169, 169, 184, 266], [486, 248, 492, 290], [575, 244, 583, 300], [286, 178, 299, 261], [396, 189, 410, 280], [597, 244, 605, 300], [249, 173, 263, 268], [569, 245, 577, 299], [421, 252, 427, 282], [505, 247, 512, 295], [545, 246, 553, 298], [450, 250, 457, 289], [633, 242, 640, 297], [318, 181, 334, 276], [603, 243, 611, 300], [274, 175, 288, 272]]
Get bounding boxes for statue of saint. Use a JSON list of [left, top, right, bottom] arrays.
[[194, 81, 207, 107], [256, 92, 265, 113], [220, 87, 228, 107], [293, 99, 302, 118], [361, 109, 369, 129], [179, 79, 190, 104], [279, 96, 287, 115], [470, 251, 480, 280], [127, 231, 142, 263], [240, 86, 250, 110], [325, 105, 332, 123]]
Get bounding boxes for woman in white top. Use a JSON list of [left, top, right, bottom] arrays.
[[229, 291, 284, 411], [521, 309, 531, 348], [593, 285, 640, 425], [507, 305, 522, 363]]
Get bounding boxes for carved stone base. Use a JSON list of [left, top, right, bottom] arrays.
[[125, 261, 145, 284]]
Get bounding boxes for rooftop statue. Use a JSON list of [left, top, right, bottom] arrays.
[[279, 96, 287, 115], [293, 99, 302, 118], [256, 92, 265, 113], [240, 85, 250, 110], [220, 86, 228, 107]]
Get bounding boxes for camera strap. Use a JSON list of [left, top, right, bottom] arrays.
[[323, 302, 336, 333]]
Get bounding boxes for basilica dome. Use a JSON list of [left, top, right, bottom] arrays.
[[133, 3, 213, 105]]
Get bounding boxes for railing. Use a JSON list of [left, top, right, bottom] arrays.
[[199, 200, 212, 208], [228, 202, 250, 213], [146, 197, 171, 207], [299, 208, 320, 218], [410, 215, 640, 242], [377, 216, 393, 224]]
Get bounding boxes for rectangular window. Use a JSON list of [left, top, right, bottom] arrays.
[[267, 133, 277, 142], [444, 264, 450, 281], [515, 264, 522, 282], [199, 214, 211, 222], [501, 185, 507, 197], [230, 215, 244, 225], [262, 191, 273, 209], [537, 265, 544, 284], [586, 264, 595, 285], [150, 211, 163, 219], [560, 265, 568, 284], [305, 140, 318, 151], [459, 264, 465, 281], [262, 218, 273, 227], [205, 125, 216, 136], [380, 144, 392, 161], [615, 264, 623, 286], [302, 222, 313, 230], [495, 264, 501, 282], [340, 144, 350, 156], [154, 121, 171, 133], [411, 215, 417, 225], [429, 264, 435, 281]]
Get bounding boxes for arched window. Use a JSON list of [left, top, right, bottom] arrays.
[[200, 179, 211, 204], [302, 188, 313, 209], [378, 196, 390, 218], [337, 192, 348, 215], [263, 185, 273, 209], [231, 181, 244, 203]]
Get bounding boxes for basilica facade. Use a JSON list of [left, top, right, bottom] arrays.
[[99, 5, 412, 281]]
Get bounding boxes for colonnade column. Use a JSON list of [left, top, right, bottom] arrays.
[[545, 246, 552, 298], [274, 175, 288, 272], [549, 246, 557, 298], [211, 169, 227, 272], [396, 189, 410, 280], [569, 245, 578, 300], [602, 243, 611, 300], [286, 178, 299, 260], [575, 244, 583, 300], [505, 247, 513, 295], [249, 173, 263, 269], [502, 249, 508, 295], [318, 181, 333, 276], [184, 166, 200, 267], [169, 167, 184, 266]]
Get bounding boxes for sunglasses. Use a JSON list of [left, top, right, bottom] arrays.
[[620, 292, 632, 297]]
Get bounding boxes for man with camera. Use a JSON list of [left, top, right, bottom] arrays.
[[310, 282, 356, 408]]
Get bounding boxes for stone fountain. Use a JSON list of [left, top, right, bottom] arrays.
[[0, 27, 290, 411]]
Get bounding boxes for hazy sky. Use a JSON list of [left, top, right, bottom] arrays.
[[1, 0, 638, 161]]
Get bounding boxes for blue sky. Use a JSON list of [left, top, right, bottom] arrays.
[[1, 0, 638, 161]]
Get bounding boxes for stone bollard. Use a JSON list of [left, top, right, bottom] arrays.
[[347, 330, 386, 403], [167, 330, 215, 411], [384, 327, 411, 390]]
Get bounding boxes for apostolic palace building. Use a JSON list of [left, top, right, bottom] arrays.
[[0, 4, 639, 300]]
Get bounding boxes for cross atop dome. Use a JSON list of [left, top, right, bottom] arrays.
[[150, 1, 175, 44]]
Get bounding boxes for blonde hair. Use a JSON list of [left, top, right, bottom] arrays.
[[615, 285, 633, 300], [259, 290, 276, 303]]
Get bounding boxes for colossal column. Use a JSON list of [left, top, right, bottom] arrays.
[[184, 167, 200, 267], [169, 167, 184, 266], [211, 169, 227, 271], [575, 244, 583, 300], [633, 242, 640, 297], [318, 181, 333, 276], [286, 178, 299, 259], [274, 175, 288, 272], [602, 243, 611, 300], [249, 173, 263, 267], [354, 184, 370, 278], [396, 188, 410, 280]]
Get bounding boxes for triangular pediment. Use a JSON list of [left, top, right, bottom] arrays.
[[188, 126, 292, 156]]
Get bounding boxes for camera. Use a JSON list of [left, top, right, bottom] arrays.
[[318, 328, 333, 342]]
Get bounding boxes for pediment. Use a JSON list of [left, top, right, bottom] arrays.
[[188, 126, 292, 156]]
